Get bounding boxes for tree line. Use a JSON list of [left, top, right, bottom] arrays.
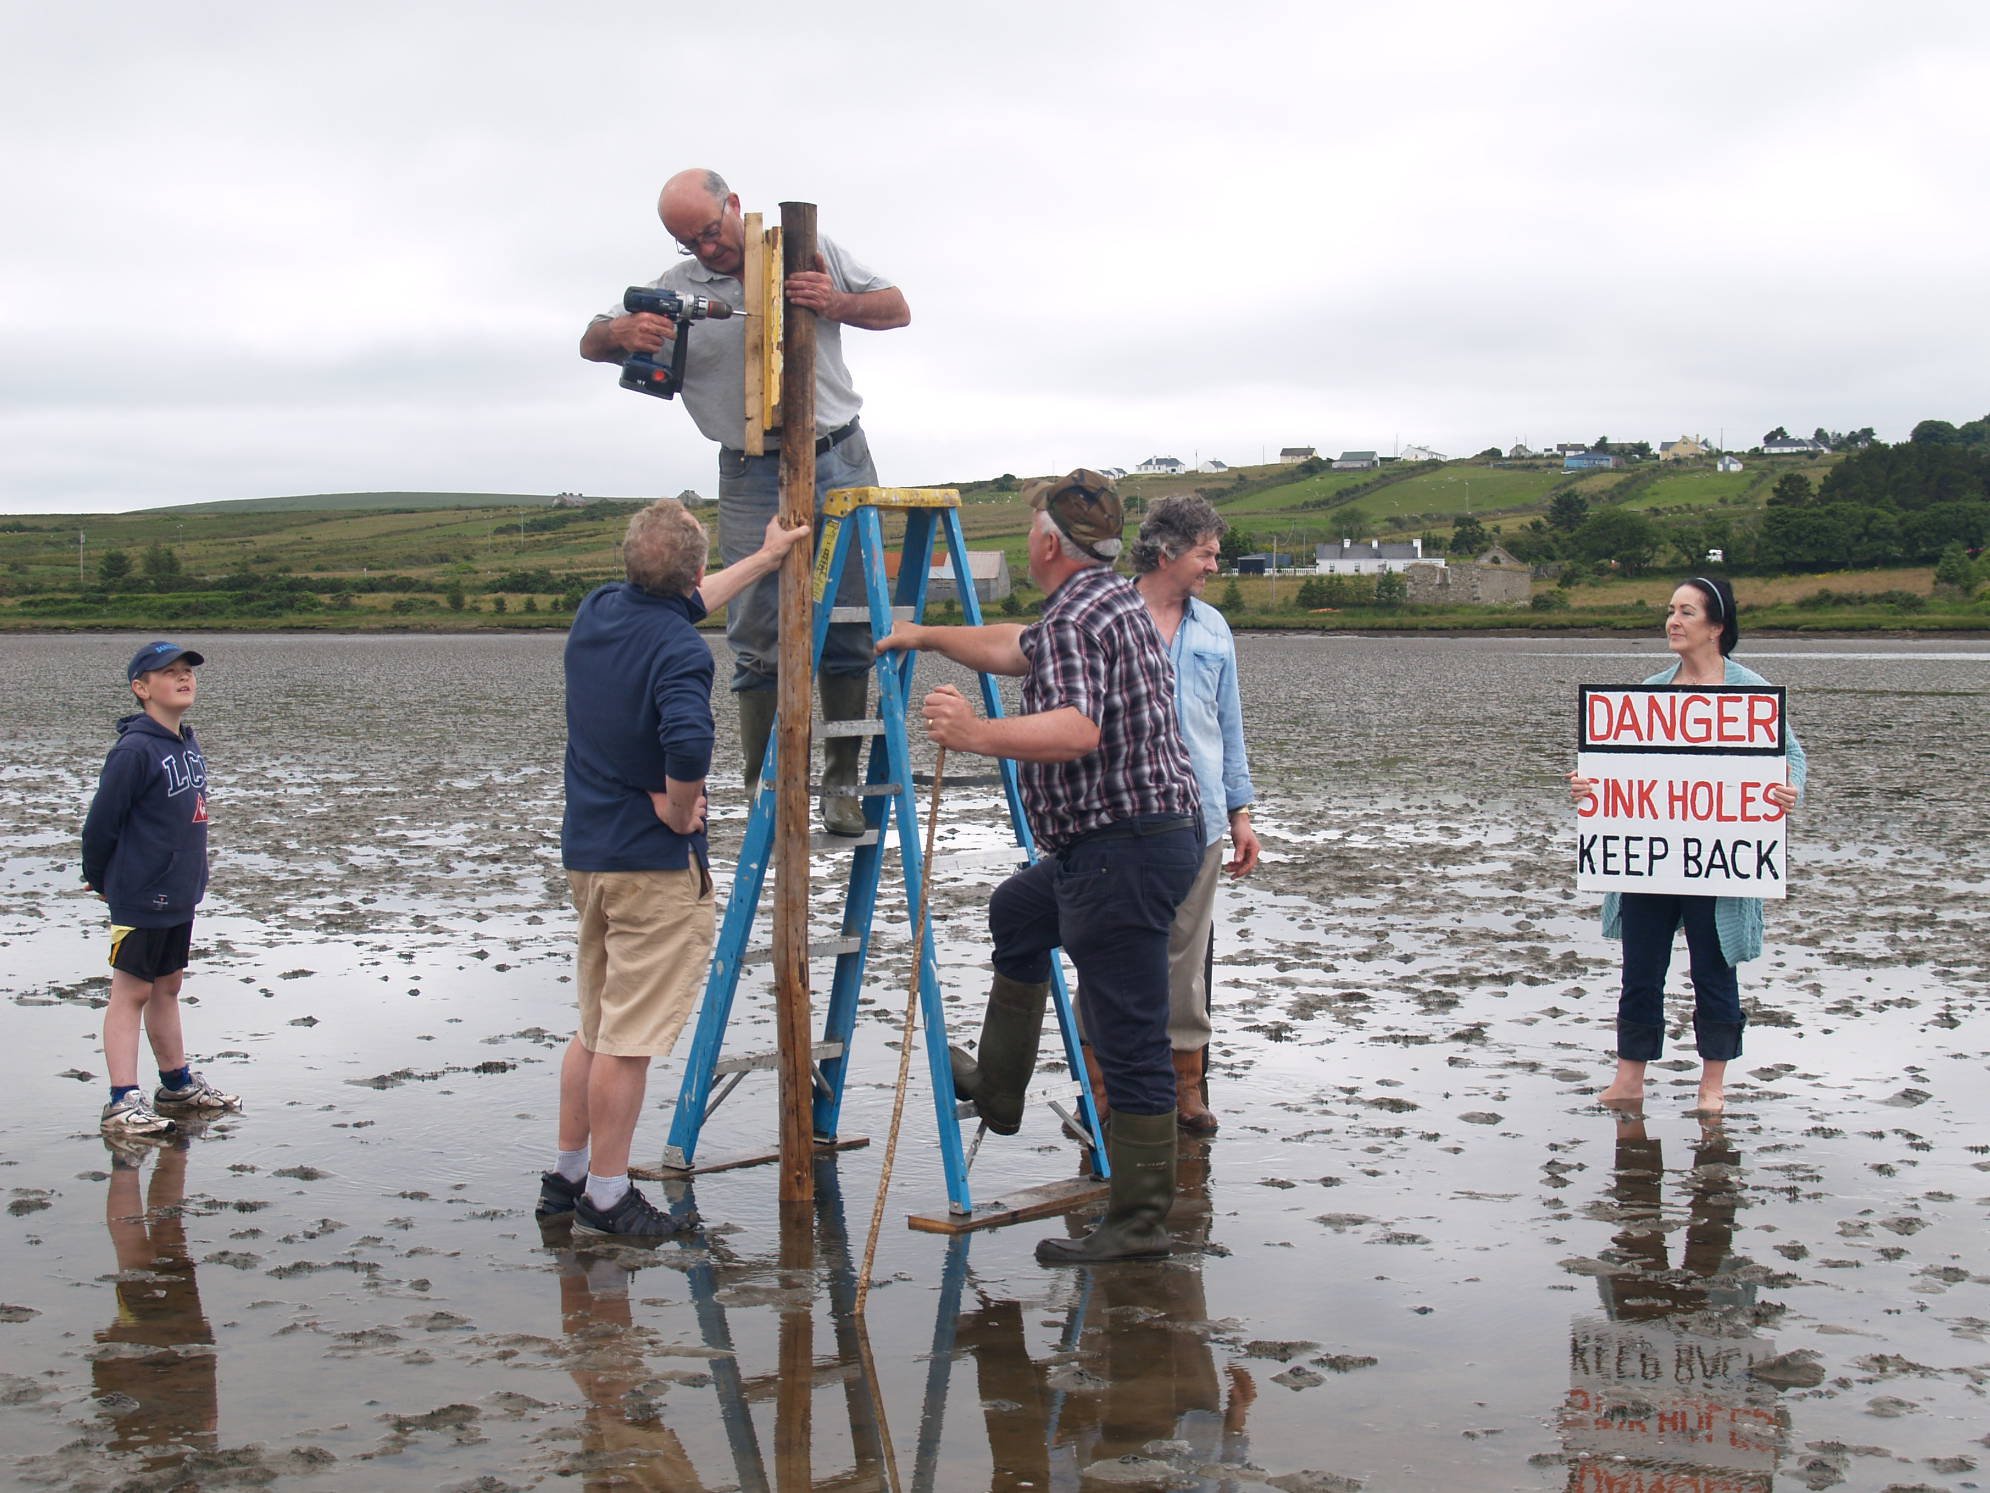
[[1483, 415, 1989, 578]]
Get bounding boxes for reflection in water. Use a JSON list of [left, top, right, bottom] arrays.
[[544, 1150, 1258, 1490], [92, 1138, 219, 1475], [549, 1159, 891, 1492], [933, 1146, 1256, 1492], [1560, 1120, 1786, 1491], [553, 1247, 708, 1490]]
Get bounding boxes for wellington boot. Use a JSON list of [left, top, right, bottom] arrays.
[[1173, 1047, 1219, 1135], [818, 671, 869, 836], [1035, 1109, 1177, 1264], [738, 689, 778, 791], [949, 972, 1049, 1135]]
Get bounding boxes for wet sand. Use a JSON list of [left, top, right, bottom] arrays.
[[2, 632, 1986, 1492]]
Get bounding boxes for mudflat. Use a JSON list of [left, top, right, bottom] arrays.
[[2, 632, 1985, 1491]]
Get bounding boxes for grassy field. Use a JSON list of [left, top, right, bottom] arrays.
[[1, 452, 1975, 633], [0, 501, 647, 595], [146, 489, 609, 515]]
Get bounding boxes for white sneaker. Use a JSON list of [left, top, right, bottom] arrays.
[[102, 1092, 179, 1137], [153, 1071, 242, 1113]]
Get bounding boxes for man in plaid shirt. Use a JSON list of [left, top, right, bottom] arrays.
[[877, 469, 1202, 1263]]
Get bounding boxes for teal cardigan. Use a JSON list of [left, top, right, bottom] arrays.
[[1597, 658, 1809, 965]]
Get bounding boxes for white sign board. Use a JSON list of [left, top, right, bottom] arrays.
[[1576, 686, 1788, 899]]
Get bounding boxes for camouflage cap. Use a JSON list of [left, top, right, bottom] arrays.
[[1024, 469, 1123, 562]]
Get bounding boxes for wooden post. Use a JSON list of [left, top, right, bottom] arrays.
[[774, 1197, 815, 1490], [774, 201, 818, 1206]]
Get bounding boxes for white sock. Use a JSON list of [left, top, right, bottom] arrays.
[[555, 1148, 589, 1183], [585, 1172, 630, 1211]]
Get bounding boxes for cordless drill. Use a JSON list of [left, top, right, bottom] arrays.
[[617, 286, 743, 401]]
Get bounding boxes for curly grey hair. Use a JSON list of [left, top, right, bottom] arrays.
[[623, 499, 708, 597], [1131, 495, 1227, 574]]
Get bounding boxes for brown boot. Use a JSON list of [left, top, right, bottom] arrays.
[[1082, 1044, 1110, 1121], [1173, 1048, 1218, 1135], [1061, 1043, 1113, 1150]]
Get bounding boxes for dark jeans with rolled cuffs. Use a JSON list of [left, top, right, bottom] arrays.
[[1616, 892, 1745, 1062], [987, 816, 1202, 1117], [717, 421, 878, 693]]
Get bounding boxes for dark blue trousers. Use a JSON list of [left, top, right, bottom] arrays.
[[988, 819, 1201, 1116], [1617, 892, 1745, 1062]]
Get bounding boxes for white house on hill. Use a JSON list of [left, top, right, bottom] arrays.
[[1135, 455, 1186, 474], [1332, 451, 1380, 470], [1315, 539, 1439, 574], [1398, 444, 1447, 462]]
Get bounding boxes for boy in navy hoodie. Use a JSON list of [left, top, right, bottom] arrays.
[[81, 642, 241, 1137]]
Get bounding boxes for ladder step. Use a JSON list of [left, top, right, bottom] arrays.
[[754, 781, 901, 798], [819, 718, 885, 739], [808, 829, 879, 851], [938, 847, 1029, 870], [827, 605, 916, 625], [713, 1040, 846, 1077], [740, 936, 863, 966]]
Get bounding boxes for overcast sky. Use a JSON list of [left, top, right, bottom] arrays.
[[4, 0, 1987, 515]]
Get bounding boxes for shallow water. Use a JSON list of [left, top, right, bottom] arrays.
[[2, 632, 1987, 1492]]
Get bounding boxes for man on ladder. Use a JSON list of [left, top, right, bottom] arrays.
[[878, 470, 1202, 1262], [579, 167, 911, 832]]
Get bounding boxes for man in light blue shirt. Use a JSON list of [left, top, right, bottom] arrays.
[[1128, 496, 1259, 1133]]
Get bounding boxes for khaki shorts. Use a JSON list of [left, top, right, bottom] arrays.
[[568, 866, 715, 1058]]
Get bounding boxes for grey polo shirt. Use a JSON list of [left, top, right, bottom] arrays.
[[594, 234, 892, 451]]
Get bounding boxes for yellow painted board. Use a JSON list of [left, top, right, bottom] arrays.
[[821, 486, 961, 518]]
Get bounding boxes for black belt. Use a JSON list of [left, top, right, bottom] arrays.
[[725, 419, 860, 460], [1064, 814, 1196, 848]]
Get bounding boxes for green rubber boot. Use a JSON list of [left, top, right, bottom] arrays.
[[738, 688, 777, 791], [819, 671, 870, 836], [1035, 1109, 1177, 1264], [948, 972, 1049, 1135]]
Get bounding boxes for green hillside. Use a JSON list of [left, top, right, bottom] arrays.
[[2, 436, 1983, 632], [142, 490, 608, 515]]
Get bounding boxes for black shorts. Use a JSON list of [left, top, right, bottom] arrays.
[[109, 922, 194, 982]]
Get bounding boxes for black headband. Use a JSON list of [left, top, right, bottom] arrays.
[[1690, 577, 1725, 620]]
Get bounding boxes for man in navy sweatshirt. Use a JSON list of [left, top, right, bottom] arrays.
[[540, 498, 808, 1242], [82, 642, 242, 1138]]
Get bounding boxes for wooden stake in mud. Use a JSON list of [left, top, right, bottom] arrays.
[[774, 201, 819, 1206]]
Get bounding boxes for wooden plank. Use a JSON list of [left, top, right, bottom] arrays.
[[741, 211, 766, 457], [635, 1134, 869, 1180], [905, 1175, 1108, 1235], [774, 201, 819, 1207]]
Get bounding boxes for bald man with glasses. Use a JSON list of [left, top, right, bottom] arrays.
[[582, 168, 910, 834]]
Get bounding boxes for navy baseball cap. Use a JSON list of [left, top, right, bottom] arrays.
[[126, 641, 205, 682]]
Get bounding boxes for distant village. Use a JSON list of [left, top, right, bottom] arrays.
[[1108, 428, 1847, 484]]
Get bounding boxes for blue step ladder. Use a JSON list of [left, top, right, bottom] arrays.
[[654, 487, 1108, 1225]]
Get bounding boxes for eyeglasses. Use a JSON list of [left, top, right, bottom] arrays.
[[673, 215, 728, 256]]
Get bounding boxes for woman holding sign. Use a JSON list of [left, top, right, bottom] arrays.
[[1569, 577, 1807, 1115]]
